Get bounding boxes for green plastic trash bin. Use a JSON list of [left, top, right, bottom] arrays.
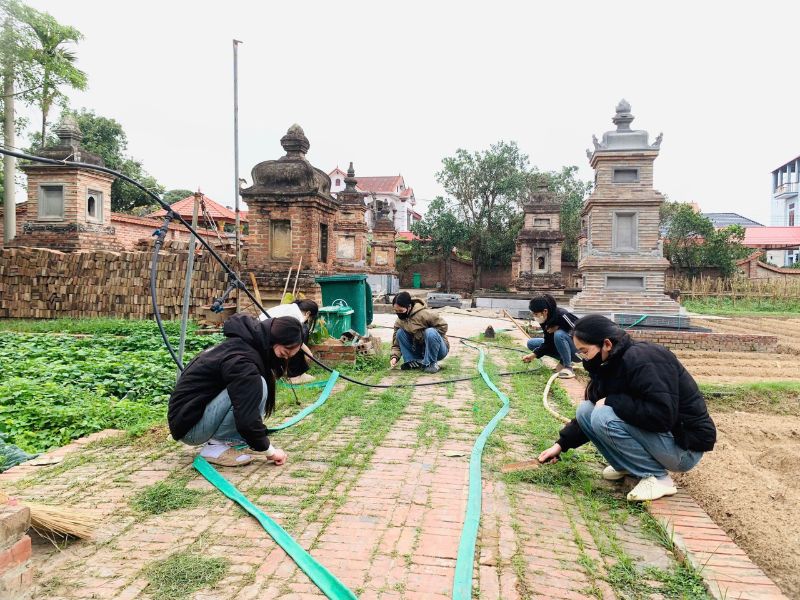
[[318, 305, 354, 339], [412, 272, 422, 288], [315, 274, 373, 336]]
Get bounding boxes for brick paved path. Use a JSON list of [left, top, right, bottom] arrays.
[[3, 333, 782, 599]]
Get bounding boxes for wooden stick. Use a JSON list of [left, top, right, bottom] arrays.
[[282, 267, 293, 299], [504, 310, 532, 338], [248, 272, 263, 308], [292, 256, 303, 298]]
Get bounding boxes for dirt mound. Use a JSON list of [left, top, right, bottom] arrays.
[[676, 411, 800, 598]]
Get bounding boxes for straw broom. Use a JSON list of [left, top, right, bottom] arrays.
[[0, 490, 98, 540]]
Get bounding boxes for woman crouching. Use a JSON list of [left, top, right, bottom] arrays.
[[538, 314, 716, 501], [168, 314, 304, 467]]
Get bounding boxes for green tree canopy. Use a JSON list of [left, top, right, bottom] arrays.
[[408, 196, 470, 292], [436, 140, 529, 290], [661, 201, 750, 277]]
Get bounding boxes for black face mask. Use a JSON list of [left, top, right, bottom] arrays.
[[396, 308, 411, 320], [582, 352, 604, 373]]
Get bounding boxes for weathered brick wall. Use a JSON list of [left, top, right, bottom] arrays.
[[629, 329, 777, 353], [399, 257, 579, 293], [0, 243, 229, 319], [0, 504, 32, 599]]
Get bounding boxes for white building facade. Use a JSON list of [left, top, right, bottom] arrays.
[[329, 168, 420, 235], [769, 156, 800, 265]]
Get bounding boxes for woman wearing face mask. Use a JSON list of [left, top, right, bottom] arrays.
[[168, 314, 304, 467], [521, 293, 581, 379], [258, 299, 319, 381], [537, 314, 717, 502]]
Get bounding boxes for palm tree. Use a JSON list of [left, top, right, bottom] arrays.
[[15, 3, 86, 147]]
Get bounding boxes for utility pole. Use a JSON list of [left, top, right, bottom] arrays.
[[3, 18, 16, 245], [232, 39, 242, 311]]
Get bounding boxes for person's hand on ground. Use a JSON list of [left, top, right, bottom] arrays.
[[270, 448, 288, 466], [390, 356, 399, 369], [522, 353, 536, 363], [538, 443, 562, 464]]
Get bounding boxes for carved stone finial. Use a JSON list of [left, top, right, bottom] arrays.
[[347, 161, 355, 178], [53, 114, 83, 148], [612, 98, 634, 131], [280, 124, 310, 156]]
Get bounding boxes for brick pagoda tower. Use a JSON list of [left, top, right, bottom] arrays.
[[16, 115, 118, 251], [511, 181, 566, 299], [241, 124, 339, 302], [333, 162, 368, 272], [569, 100, 681, 316]]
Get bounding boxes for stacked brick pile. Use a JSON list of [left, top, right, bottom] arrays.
[[629, 329, 777, 352], [0, 245, 229, 319], [0, 504, 32, 599]]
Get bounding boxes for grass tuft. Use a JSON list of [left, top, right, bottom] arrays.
[[130, 478, 202, 515], [144, 550, 228, 598]]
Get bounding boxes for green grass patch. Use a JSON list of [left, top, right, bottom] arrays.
[[683, 297, 800, 316], [700, 381, 800, 415], [129, 477, 202, 515], [416, 402, 452, 447], [144, 550, 228, 598]]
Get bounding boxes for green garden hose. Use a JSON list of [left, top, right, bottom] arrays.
[[452, 341, 511, 600], [194, 456, 356, 599]]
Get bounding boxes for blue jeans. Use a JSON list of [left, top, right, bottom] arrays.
[[396, 328, 448, 366], [527, 330, 580, 366], [575, 401, 703, 478], [181, 377, 268, 445]]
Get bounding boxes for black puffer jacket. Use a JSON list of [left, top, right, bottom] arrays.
[[168, 314, 281, 451], [556, 338, 716, 453], [532, 307, 578, 359]]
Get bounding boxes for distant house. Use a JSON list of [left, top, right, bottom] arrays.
[[769, 156, 800, 265], [150, 193, 247, 234], [329, 168, 420, 235], [702, 212, 764, 229]]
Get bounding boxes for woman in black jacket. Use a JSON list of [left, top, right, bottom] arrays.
[[168, 314, 304, 467], [522, 294, 581, 379], [538, 314, 717, 502]]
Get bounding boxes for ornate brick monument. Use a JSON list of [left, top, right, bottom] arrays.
[[241, 124, 339, 302], [511, 181, 565, 297], [369, 205, 397, 275], [569, 100, 681, 316], [333, 162, 368, 272], [16, 115, 118, 251]]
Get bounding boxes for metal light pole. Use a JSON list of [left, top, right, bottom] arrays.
[[232, 39, 243, 311]]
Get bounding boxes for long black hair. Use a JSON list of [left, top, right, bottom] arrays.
[[572, 314, 630, 348], [294, 299, 319, 336], [529, 293, 558, 327]]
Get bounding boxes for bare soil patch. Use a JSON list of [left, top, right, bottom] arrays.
[[676, 411, 800, 598]]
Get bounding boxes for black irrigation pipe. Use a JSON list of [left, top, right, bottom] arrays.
[[0, 146, 541, 389]]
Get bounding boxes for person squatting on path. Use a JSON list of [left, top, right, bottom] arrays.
[[389, 291, 449, 374], [522, 293, 580, 379], [538, 314, 717, 502], [168, 314, 305, 467]]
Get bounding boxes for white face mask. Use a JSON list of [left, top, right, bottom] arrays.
[[533, 312, 546, 324]]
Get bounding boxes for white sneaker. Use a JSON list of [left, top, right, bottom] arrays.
[[626, 476, 677, 502], [557, 368, 575, 379], [602, 465, 629, 481]]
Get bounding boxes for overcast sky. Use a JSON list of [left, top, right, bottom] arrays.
[[15, 0, 800, 226]]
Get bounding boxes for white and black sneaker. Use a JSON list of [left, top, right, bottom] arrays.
[[423, 362, 441, 374], [401, 360, 424, 370]]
